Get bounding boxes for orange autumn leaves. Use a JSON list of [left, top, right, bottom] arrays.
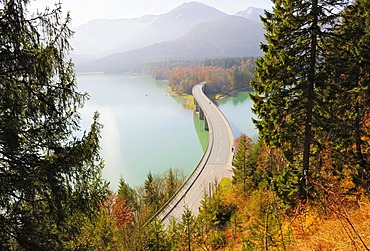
[[104, 194, 134, 229]]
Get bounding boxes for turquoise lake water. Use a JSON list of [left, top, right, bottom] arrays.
[[77, 74, 257, 190]]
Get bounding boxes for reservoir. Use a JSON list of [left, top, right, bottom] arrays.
[[77, 73, 256, 190]]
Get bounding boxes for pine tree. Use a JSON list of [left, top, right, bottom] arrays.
[[251, 0, 348, 200], [324, 0, 370, 186], [166, 167, 177, 200], [144, 171, 159, 211], [117, 177, 138, 209], [232, 134, 253, 190], [0, 1, 108, 249], [147, 218, 171, 251], [181, 208, 195, 251]]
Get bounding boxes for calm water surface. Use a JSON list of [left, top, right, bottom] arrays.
[[77, 74, 256, 190], [217, 91, 257, 139]]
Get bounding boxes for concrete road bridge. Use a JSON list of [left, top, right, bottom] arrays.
[[153, 82, 234, 224]]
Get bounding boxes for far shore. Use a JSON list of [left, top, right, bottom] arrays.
[[166, 87, 195, 110], [76, 72, 105, 76], [215, 86, 254, 100], [166, 85, 254, 110]]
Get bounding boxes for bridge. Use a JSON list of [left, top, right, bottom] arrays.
[[153, 82, 234, 224]]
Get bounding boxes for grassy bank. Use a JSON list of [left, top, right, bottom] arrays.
[[167, 87, 196, 110]]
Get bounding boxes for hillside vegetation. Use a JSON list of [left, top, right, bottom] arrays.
[[152, 57, 255, 96], [86, 0, 369, 250], [1, 0, 369, 250], [71, 0, 370, 249]]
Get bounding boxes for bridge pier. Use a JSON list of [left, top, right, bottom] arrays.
[[195, 100, 200, 112], [199, 108, 204, 120], [195, 100, 209, 131], [204, 117, 209, 131]]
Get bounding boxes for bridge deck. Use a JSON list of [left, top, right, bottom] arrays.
[[155, 82, 234, 224]]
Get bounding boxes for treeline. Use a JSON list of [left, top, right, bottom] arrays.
[[71, 168, 187, 250], [152, 57, 256, 95], [251, 0, 370, 202], [94, 133, 370, 250], [140, 57, 254, 73]]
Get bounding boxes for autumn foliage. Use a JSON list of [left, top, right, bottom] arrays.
[[153, 57, 255, 95], [109, 194, 133, 229]]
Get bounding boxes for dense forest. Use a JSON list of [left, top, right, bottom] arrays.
[[1, 0, 369, 250], [150, 57, 255, 96]]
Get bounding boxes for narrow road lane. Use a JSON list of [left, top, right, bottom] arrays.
[[158, 83, 234, 224]]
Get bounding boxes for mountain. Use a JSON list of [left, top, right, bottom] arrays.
[[71, 2, 227, 59], [71, 15, 158, 60], [76, 16, 264, 73], [235, 7, 265, 23], [135, 1, 227, 42]]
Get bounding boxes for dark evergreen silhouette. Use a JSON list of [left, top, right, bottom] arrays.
[[0, 1, 108, 249], [251, 0, 348, 201]]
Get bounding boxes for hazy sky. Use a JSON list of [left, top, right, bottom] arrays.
[[31, 0, 273, 26]]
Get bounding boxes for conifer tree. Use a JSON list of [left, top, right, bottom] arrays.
[[324, 0, 370, 186], [0, 1, 108, 249], [144, 171, 159, 211], [251, 0, 348, 200], [232, 134, 253, 190], [118, 177, 138, 209], [166, 167, 177, 200], [181, 208, 195, 251], [147, 218, 171, 251]]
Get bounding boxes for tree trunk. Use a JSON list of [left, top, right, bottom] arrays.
[[302, 0, 319, 202]]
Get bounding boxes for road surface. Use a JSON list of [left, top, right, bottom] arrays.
[[156, 82, 234, 224]]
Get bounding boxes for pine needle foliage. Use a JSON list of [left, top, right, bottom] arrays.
[[0, 1, 109, 249], [251, 0, 349, 200]]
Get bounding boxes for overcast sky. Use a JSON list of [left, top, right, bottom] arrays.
[[31, 0, 273, 26]]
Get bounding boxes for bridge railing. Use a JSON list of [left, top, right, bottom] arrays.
[[145, 84, 214, 225]]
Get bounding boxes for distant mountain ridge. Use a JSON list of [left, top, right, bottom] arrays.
[[73, 2, 266, 72], [235, 7, 266, 23], [71, 16, 158, 60], [72, 2, 228, 59], [114, 2, 228, 55]]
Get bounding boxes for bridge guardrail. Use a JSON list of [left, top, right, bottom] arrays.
[[146, 83, 214, 225]]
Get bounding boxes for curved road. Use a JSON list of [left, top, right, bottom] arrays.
[[158, 82, 234, 224]]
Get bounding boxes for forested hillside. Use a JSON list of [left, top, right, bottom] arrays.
[[105, 0, 369, 250], [151, 57, 255, 96], [1, 0, 369, 250]]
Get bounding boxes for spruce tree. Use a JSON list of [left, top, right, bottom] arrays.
[[0, 1, 108, 249], [118, 177, 138, 210], [147, 218, 171, 251], [232, 134, 252, 190], [166, 168, 177, 200], [144, 171, 159, 211], [251, 0, 348, 200], [324, 0, 370, 185], [181, 208, 195, 251]]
